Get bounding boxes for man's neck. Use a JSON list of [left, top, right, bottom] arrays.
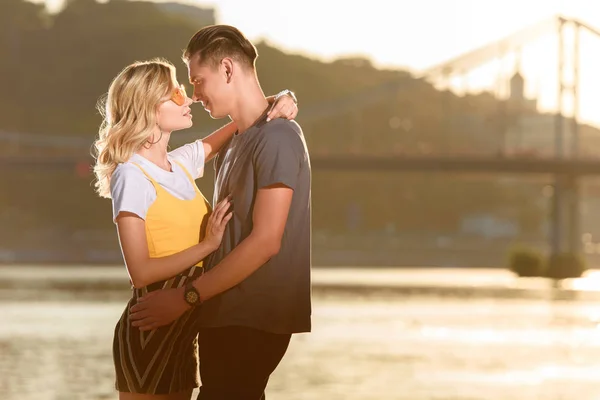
[[229, 80, 269, 134]]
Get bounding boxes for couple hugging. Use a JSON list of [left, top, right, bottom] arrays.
[[93, 24, 311, 400]]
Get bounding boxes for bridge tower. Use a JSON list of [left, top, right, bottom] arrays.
[[423, 16, 600, 258]]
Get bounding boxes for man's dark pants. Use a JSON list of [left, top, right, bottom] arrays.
[[197, 326, 292, 400]]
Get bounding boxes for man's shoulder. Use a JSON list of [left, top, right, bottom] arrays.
[[253, 119, 305, 150], [259, 118, 303, 138]]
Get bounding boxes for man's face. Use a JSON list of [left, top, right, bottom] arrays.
[[187, 55, 232, 119]]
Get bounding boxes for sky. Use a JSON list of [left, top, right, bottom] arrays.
[[38, 0, 600, 125]]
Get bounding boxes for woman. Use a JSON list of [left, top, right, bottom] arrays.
[[92, 58, 298, 400]]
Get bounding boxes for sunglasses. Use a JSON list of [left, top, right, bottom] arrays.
[[170, 85, 188, 106]]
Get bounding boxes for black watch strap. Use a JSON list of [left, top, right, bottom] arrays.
[[184, 281, 201, 306]]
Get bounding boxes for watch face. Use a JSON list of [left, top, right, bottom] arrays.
[[185, 289, 199, 304]]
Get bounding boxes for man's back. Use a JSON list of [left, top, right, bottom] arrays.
[[200, 116, 311, 334]]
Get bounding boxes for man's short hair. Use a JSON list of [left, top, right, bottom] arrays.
[[183, 25, 258, 69]]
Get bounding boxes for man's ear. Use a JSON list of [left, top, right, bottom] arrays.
[[221, 58, 234, 83]]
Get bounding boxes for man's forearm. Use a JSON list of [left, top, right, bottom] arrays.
[[192, 233, 278, 301]]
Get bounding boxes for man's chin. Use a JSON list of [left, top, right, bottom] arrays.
[[208, 111, 227, 120]]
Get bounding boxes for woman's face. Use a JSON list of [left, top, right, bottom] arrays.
[[156, 84, 193, 132]]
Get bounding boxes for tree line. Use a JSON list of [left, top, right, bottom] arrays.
[[1, 0, 548, 245]]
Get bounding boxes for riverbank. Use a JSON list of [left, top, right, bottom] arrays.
[[2, 265, 600, 301]]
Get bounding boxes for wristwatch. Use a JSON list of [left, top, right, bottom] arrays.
[[183, 281, 202, 307], [275, 89, 297, 105]]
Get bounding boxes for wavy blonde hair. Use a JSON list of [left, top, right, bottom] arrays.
[[93, 58, 178, 198]]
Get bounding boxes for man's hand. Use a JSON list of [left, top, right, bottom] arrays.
[[129, 287, 191, 331]]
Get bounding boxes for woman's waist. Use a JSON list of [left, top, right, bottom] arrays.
[[132, 264, 204, 296], [144, 206, 207, 237], [147, 242, 205, 263]]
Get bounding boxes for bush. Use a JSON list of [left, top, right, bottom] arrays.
[[545, 252, 587, 280], [508, 247, 544, 277]]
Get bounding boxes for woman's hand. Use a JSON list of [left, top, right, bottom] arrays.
[[203, 197, 233, 251], [267, 91, 298, 121]]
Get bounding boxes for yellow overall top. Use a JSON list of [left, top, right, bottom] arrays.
[[131, 160, 209, 268]]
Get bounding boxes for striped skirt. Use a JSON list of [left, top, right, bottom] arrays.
[[112, 265, 203, 394]]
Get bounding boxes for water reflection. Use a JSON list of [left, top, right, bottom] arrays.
[[2, 267, 600, 400]]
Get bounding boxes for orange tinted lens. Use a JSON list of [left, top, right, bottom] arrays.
[[171, 87, 185, 106]]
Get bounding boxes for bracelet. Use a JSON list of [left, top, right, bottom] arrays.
[[275, 89, 297, 105]]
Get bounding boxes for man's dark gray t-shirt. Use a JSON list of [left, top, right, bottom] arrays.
[[199, 115, 311, 334]]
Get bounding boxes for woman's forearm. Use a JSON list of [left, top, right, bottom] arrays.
[[201, 121, 238, 161], [127, 241, 216, 288]]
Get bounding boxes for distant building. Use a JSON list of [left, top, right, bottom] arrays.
[[460, 213, 519, 239], [503, 70, 600, 157], [507, 71, 538, 114]]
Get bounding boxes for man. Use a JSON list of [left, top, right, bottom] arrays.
[[130, 25, 312, 399]]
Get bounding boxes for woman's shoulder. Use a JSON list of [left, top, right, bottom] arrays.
[[110, 160, 154, 196], [112, 161, 146, 181]]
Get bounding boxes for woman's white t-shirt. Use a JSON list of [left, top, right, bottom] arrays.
[[110, 140, 206, 223]]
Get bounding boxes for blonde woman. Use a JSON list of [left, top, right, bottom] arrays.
[[92, 58, 298, 400]]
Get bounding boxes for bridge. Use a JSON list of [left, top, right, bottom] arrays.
[[4, 153, 600, 176]]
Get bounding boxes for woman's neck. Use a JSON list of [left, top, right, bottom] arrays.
[[136, 131, 172, 171]]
